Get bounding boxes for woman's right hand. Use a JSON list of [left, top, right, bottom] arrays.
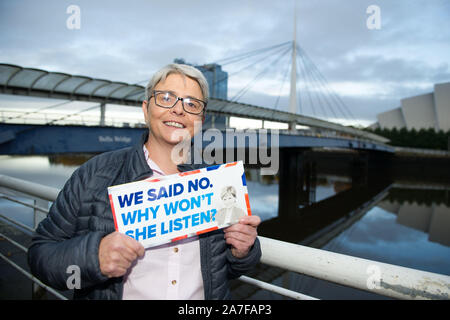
[[98, 232, 145, 278]]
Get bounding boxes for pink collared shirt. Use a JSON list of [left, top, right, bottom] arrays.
[[121, 146, 204, 300]]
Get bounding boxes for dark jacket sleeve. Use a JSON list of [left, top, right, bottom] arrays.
[[27, 167, 109, 291], [226, 237, 262, 279]]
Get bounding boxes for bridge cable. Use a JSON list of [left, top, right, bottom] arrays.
[[297, 46, 356, 122], [299, 48, 350, 121], [229, 46, 292, 103], [298, 46, 356, 121], [299, 50, 339, 120], [4, 100, 73, 122], [214, 45, 292, 112], [213, 41, 291, 66], [273, 46, 293, 110], [46, 104, 102, 125], [212, 42, 292, 88], [297, 48, 316, 117], [297, 50, 329, 118], [131, 43, 291, 86]]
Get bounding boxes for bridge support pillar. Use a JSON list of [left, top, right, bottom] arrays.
[[351, 152, 368, 187], [100, 103, 106, 126], [288, 121, 296, 132], [278, 149, 316, 219]]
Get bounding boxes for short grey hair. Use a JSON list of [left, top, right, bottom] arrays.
[[221, 186, 237, 199], [145, 63, 209, 106]]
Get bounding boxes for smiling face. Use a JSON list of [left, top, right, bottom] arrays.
[[222, 193, 237, 209], [143, 73, 204, 147]]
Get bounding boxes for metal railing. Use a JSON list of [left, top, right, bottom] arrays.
[[0, 110, 145, 128], [0, 174, 449, 300], [1, 110, 387, 145], [395, 146, 450, 157]]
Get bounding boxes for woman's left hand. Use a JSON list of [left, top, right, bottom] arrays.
[[223, 215, 261, 258]]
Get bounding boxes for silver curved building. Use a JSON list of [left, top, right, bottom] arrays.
[[374, 82, 450, 131]]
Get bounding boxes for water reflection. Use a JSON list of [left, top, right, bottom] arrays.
[[236, 153, 450, 300], [0, 155, 79, 188], [379, 198, 450, 247]]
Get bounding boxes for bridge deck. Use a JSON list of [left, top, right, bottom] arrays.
[[0, 123, 394, 155]]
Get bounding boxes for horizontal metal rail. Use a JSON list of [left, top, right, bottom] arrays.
[[0, 193, 49, 214], [0, 231, 68, 300], [0, 253, 68, 300], [0, 212, 35, 233], [1, 174, 449, 300], [0, 231, 29, 252], [238, 275, 318, 300], [395, 146, 450, 157], [0, 175, 59, 202], [1, 109, 144, 128]]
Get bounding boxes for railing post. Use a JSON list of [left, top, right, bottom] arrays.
[[282, 272, 291, 300]]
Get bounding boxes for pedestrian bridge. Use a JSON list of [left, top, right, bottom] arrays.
[[0, 63, 387, 142], [0, 62, 394, 157], [0, 122, 393, 156]]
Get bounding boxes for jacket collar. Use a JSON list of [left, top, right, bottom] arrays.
[[127, 131, 152, 181], [130, 131, 209, 181]]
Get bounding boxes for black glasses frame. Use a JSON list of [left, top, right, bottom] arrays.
[[150, 90, 207, 115]]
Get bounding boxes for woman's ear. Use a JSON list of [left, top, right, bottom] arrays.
[[142, 100, 150, 125], [142, 100, 148, 113]]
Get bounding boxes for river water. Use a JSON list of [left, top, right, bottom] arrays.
[[0, 153, 449, 300]]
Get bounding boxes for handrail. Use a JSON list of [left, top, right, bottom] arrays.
[[1, 174, 449, 300], [258, 236, 449, 300], [0, 174, 59, 201]]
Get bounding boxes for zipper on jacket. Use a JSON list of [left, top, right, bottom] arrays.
[[199, 235, 212, 299]]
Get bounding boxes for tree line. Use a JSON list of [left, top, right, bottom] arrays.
[[365, 127, 450, 150]]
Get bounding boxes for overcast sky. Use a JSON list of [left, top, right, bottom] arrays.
[[0, 0, 449, 127]]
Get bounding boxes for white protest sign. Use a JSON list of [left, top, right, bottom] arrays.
[[108, 161, 251, 248]]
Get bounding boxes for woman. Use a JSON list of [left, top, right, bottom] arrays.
[[28, 63, 261, 300]]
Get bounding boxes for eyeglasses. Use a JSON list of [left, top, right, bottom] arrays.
[[150, 90, 206, 115]]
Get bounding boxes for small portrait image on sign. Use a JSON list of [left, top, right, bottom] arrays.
[[216, 185, 247, 227]]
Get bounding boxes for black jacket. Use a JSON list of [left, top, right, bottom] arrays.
[[28, 133, 261, 299]]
